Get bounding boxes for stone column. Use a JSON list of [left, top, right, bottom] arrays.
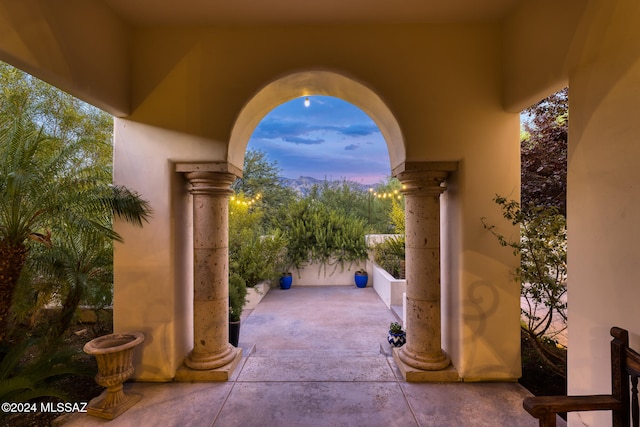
[[393, 161, 458, 381], [175, 162, 242, 381]]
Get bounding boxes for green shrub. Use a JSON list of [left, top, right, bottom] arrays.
[[229, 193, 288, 286], [372, 235, 405, 279], [482, 195, 567, 377], [228, 273, 247, 322], [278, 198, 368, 274], [389, 322, 404, 334], [0, 337, 92, 404]]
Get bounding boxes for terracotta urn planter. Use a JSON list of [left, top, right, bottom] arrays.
[[83, 331, 144, 420]]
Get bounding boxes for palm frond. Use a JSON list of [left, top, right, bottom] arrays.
[[0, 338, 90, 402], [0, 338, 34, 380]]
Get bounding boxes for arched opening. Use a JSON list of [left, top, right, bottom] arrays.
[[227, 71, 406, 173], [222, 71, 458, 382], [229, 73, 404, 357]]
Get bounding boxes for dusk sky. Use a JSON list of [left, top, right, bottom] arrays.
[[247, 96, 391, 185]]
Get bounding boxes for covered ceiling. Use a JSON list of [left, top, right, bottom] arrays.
[[102, 0, 523, 26]]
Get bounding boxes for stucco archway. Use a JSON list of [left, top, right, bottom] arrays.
[[227, 70, 406, 172], [224, 71, 459, 381]]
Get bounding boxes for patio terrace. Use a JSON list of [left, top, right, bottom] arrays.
[[60, 286, 561, 427]]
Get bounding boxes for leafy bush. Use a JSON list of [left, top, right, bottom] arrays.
[[0, 337, 92, 404], [372, 235, 405, 279], [229, 230, 287, 287], [0, 66, 149, 407], [278, 198, 368, 275], [228, 273, 247, 323], [229, 193, 288, 286], [388, 197, 405, 235], [482, 195, 566, 377]]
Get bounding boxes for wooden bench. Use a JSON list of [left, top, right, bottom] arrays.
[[523, 327, 640, 427]]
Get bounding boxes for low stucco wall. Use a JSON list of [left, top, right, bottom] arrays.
[[244, 282, 270, 310], [290, 260, 367, 286], [372, 262, 406, 309]]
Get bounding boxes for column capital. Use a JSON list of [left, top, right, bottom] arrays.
[[176, 162, 240, 196], [393, 161, 458, 196], [175, 161, 243, 177]]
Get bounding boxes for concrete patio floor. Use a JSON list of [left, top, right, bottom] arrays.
[[61, 286, 553, 427]]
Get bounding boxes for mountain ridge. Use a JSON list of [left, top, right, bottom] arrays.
[[278, 176, 372, 197]]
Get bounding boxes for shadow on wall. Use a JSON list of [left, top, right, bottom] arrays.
[[462, 275, 522, 380]]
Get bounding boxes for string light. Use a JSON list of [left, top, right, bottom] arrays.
[[231, 193, 262, 207], [373, 191, 403, 200]]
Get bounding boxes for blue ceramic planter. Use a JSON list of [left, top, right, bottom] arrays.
[[354, 272, 368, 288], [280, 273, 293, 289]]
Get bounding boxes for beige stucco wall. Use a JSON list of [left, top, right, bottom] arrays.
[[0, 3, 526, 382], [290, 261, 366, 287], [119, 24, 522, 380], [110, 4, 640, 400], [501, 0, 585, 112], [565, 2, 640, 426], [1, 0, 640, 413], [113, 119, 227, 380]]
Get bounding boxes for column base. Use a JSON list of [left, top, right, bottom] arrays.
[[184, 343, 238, 370], [175, 347, 242, 382], [393, 347, 460, 382]]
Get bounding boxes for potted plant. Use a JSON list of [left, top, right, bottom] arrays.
[[228, 273, 247, 347], [279, 271, 293, 289], [354, 269, 368, 288], [387, 321, 406, 347], [228, 194, 288, 342]]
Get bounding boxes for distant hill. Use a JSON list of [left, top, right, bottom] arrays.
[[278, 176, 372, 197]]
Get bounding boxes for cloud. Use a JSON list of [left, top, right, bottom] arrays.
[[283, 136, 324, 145], [246, 96, 390, 185], [252, 120, 314, 139], [252, 118, 328, 146], [253, 120, 307, 139], [337, 124, 379, 136]]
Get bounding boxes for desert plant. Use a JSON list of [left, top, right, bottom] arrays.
[[389, 322, 404, 334], [10, 223, 115, 350], [228, 273, 247, 323], [388, 196, 405, 234], [372, 235, 405, 279], [229, 193, 288, 286], [0, 118, 151, 349], [482, 195, 566, 377], [278, 198, 368, 275], [0, 337, 92, 404]]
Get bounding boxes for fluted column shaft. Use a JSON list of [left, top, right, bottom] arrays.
[[394, 162, 456, 371], [183, 170, 237, 370]]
